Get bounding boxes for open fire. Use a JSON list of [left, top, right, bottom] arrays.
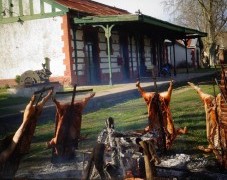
[[1, 65, 227, 179]]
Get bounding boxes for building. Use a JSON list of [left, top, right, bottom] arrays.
[[166, 38, 203, 70], [0, 0, 207, 87]]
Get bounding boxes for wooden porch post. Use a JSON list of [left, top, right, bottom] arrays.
[[183, 38, 189, 73], [71, 25, 78, 84], [95, 24, 114, 85], [172, 41, 177, 76], [135, 34, 140, 80], [129, 34, 134, 78]]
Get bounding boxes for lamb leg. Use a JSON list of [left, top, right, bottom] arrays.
[[136, 81, 154, 105]]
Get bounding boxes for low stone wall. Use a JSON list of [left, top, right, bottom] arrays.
[[7, 82, 63, 97]]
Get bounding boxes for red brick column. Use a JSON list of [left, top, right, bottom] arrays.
[[61, 14, 76, 86]]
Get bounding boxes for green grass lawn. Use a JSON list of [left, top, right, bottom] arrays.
[[0, 84, 123, 117], [0, 75, 220, 166], [0, 88, 29, 116], [0, 89, 29, 107], [15, 82, 219, 165]]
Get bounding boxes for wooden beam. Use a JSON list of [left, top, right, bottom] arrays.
[[0, 11, 66, 24], [0, 0, 2, 20], [42, 0, 68, 12], [0, 0, 68, 25], [9, 0, 13, 17], [40, 0, 45, 14], [29, 0, 34, 15], [74, 14, 207, 38], [52, 5, 56, 13], [19, 0, 23, 16]]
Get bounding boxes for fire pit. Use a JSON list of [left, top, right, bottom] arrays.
[[14, 151, 226, 179]]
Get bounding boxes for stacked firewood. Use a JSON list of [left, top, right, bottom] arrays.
[[84, 117, 161, 180]]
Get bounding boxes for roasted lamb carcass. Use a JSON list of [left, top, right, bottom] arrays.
[[47, 90, 95, 162], [188, 82, 227, 169], [136, 80, 187, 151], [0, 88, 53, 178]]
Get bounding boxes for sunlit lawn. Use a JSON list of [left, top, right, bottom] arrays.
[[0, 71, 219, 166], [17, 82, 219, 164], [0, 89, 29, 116]]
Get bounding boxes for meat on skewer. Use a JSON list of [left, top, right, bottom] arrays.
[[136, 81, 187, 150]]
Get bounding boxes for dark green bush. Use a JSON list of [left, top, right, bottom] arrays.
[[15, 75, 21, 84]]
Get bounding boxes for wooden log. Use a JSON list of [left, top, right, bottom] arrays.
[[139, 141, 155, 180]]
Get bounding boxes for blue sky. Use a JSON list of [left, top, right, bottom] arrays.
[[93, 0, 169, 21]]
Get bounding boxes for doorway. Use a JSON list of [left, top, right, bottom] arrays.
[[119, 32, 130, 80], [83, 27, 100, 84]]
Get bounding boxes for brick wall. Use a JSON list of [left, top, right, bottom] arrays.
[[61, 14, 76, 86]]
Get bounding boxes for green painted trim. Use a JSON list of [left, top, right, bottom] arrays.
[[29, 0, 34, 15], [141, 15, 207, 36], [0, 0, 68, 25], [9, 0, 13, 17], [40, 0, 44, 14], [42, 0, 68, 12], [19, 0, 23, 16], [74, 14, 139, 24], [0, 0, 2, 20], [94, 24, 115, 85], [0, 11, 66, 24], [74, 14, 207, 37], [52, 5, 56, 13]]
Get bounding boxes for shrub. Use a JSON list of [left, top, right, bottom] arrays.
[[15, 75, 21, 84], [4, 84, 10, 89]]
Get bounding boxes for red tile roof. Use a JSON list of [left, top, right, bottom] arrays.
[[56, 0, 130, 15]]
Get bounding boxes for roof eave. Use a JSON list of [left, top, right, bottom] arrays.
[[73, 14, 139, 25], [73, 14, 207, 38], [141, 15, 207, 37]]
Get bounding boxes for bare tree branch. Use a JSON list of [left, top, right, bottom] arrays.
[[162, 0, 227, 65]]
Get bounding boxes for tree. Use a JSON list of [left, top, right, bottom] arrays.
[[163, 0, 227, 66]]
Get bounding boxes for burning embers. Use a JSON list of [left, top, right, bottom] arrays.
[[84, 117, 161, 179], [83, 80, 190, 179], [136, 80, 187, 151]]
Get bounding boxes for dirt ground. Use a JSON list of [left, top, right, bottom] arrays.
[[14, 152, 227, 179]]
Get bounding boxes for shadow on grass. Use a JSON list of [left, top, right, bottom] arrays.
[[0, 95, 29, 107], [174, 113, 205, 123], [32, 132, 54, 144], [186, 124, 206, 131]]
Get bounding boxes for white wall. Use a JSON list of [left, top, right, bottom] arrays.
[[0, 17, 65, 80], [168, 44, 192, 67]]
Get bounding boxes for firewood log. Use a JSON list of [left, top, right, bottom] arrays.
[[139, 141, 156, 180]]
